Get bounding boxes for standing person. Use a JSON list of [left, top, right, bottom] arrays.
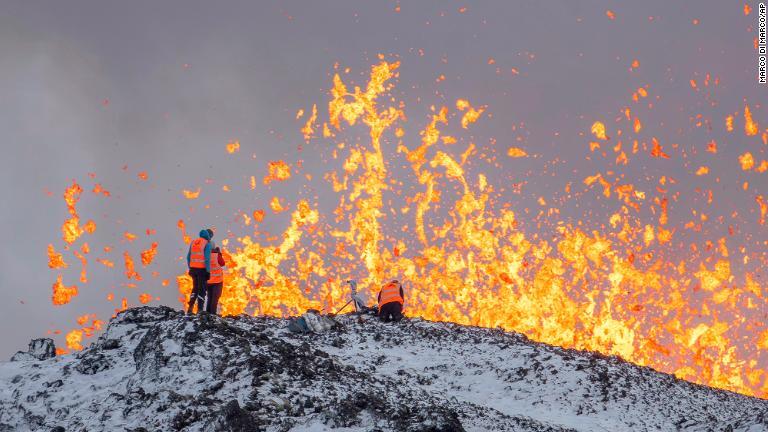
[[378, 279, 404, 322], [186, 229, 213, 314], [206, 228, 216, 250], [206, 246, 226, 314]]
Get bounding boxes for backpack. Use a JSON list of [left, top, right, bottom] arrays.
[[287, 317, 310, 333]]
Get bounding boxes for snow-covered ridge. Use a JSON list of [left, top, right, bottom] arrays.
[[1, 306, 766, 431]]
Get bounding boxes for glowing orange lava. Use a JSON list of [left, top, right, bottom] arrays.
[[45, 56, 768, 400], [169, 60, 768, 399], [52, 275, 78, 306]]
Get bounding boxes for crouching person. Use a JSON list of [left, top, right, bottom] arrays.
[[378, 280, 404, 322], [206, 247, 226, 314]]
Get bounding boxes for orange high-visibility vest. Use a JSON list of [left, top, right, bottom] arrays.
[[378, 281, 404, 308], [189, 238, 208, 268], [208, 252, 223, 284]]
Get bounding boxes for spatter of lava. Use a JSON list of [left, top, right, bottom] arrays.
[[171, 58, 768, 398], [48, 57, 768, 398]]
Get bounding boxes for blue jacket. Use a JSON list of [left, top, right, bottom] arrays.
[[186, 229, 212, 272]]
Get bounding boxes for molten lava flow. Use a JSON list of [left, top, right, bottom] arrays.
[[757, 196, 767, 226], [591, 121, 608, 140], [455, 99, 485, 129], [301, 104, 317, 141], [65, 329, 83, 351], [269, 197, 286, 213], [52, 275, 78, 306], [123, 251, 142, 281], [96, 258, 114, 268], [163, 59, 768, 399], [140, 242, 159, 266], [62, 182, 84, 244], [73, 250, 87, 283], [61, 181, 97, 246], [92, 183, 110, 197], [263, 161, 292, 185], [41, 53, 767, 399], [177, 219, 191, 244], [226, 140, 240, 154], [507, 147, 528, 158], [47, 244, 68, 269], [744, 105, 759, 136], [63, 181, 81, 215], [740, 152, 755, 171], [182, 188, 201, 199]]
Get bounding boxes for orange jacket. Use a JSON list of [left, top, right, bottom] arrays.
[[208, 252, 224, 284], [378, 281, 404, 308], [188, 238, 208, 269]]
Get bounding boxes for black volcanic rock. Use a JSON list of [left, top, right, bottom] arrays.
[[10, 338, 56, 362], [0, 306, 766, 431]]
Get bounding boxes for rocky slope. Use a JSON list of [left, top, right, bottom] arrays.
[[1, 306, 767, 431]]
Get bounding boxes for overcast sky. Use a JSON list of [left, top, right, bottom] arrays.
[[0, 1, 764, 359]]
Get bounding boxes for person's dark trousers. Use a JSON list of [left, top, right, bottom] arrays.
[[206, 283, 222, 314], [187, 268, 209, 314], [379, 302, 403, 322]]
